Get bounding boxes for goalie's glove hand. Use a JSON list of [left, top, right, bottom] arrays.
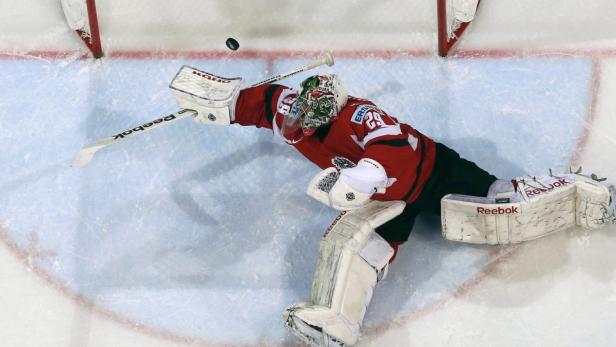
[[306, 158, 390, 211]]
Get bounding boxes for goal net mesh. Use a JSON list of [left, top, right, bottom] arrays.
[[60, 0, 479, 57]]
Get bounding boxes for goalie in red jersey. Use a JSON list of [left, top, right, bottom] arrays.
[[231, 74, 499, 245], [172, 69, 615, 347]]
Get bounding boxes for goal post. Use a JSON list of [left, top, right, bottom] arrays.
[[437, 0, 481, 57], [60, 0, 103, 58]]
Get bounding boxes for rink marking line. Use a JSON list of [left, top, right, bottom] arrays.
[[363, 244, 525, 339], [571, 58, 602, 166], [2, 48, 616, 60], [0, 54, 605, 346], [0, 225, 274, 347]]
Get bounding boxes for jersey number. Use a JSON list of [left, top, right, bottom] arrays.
[[365, 111, 385, 130]]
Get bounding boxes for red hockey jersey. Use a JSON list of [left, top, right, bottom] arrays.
[[233, 84, 437, 204]]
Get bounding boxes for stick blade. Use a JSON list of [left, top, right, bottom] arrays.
[[322, 52, 334, 66], [71, 144, 103, 167]]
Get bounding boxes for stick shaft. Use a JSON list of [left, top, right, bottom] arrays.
[[251, 65, 314, 87], [251, 53, 332, 87], [72, 109, 196, 167], [73, 52, 333, 167]]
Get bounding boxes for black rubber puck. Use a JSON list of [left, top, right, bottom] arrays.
[[225, 38, 239, 51]]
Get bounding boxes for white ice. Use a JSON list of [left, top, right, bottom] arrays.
[[1, 1, 616, 347]]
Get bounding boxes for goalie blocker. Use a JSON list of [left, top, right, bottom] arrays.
[[442, 171, 616, 245]]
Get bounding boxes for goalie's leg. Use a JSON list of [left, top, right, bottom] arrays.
[[442, 170, 616, 245], [283, 200, 405, 346]]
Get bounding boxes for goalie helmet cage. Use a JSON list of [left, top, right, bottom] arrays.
[[437, 0, 481, 57], [63, 0, 479, 58]]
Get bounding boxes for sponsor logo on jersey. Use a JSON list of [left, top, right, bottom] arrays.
[[477, 206, 519, 215], [351, 105, 375, 124], [113, 114, 177, 139], [524, 178, 570, 197]]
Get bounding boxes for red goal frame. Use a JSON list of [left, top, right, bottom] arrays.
[[75, 0, 103, 58], [437, 0, 481, 57], [72, 0, 478, 59]]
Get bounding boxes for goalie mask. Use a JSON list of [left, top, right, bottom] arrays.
[[281, 74, 348, 138]]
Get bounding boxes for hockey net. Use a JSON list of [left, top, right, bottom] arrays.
[[61, 0, 102, 58], [60, 0, 479, 58], [438, 0, 481, 56]]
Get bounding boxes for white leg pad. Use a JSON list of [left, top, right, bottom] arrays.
[[284, 200, 405, 346], [576, 176, 614, 229], [442, 173, 614, 245]]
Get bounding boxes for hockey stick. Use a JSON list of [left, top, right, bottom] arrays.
[[71, 52, 335, 167], [251, 52, 334, 87]]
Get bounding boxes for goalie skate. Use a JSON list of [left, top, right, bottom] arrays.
[[284, 303, 345, 347]]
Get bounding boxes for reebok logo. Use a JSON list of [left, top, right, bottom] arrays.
[[525, 178, 570, 197], [477, 206, 519, 215], [323, 212, 347, 238], [191, 70, 230, 83], [113, 114, 177, 140]]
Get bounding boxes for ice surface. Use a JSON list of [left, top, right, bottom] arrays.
[[0, 54, 611, 345], [1, 1, 616, 346]]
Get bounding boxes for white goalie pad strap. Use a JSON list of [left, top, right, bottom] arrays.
[[284, 201, 404, 346], [442, 173, 613, 245], [169, 66, 242, 126], [61, 0, 88, 31], [307, 159, 391, 211]]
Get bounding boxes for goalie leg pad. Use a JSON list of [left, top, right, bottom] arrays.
[[442, 173, 615, 245], [284, 200, 405, 346], [575, 175, 614, 229]]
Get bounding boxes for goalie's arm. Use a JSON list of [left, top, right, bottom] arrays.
[[233, 84, 343, 169], [232, 84, 284, 130]]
